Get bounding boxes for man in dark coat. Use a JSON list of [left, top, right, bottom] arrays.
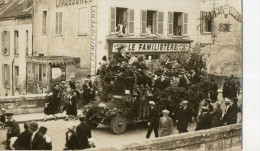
[[178, 72, 189, 89], [223, 97, 239, 125], [203, 99, 214, 113], [195, 107, 211, 131], [69, 76, 76, 90], [177, 100, 193, 133], [146, 101, 159, 139], [29, 121, 45, 150], [6, 113, 20, 137], [211, 102, 223, 128], [209, 79, 218, 102], [76, 116, 92, 149], [13, 122, 32, 150], [65, 123, 80, 150], [5, 121, 19, 150], [113, 45, 128, 63], [222, 78, 231, 99], [82, 79, 91, 105]]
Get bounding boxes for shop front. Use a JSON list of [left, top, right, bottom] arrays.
[[107, 38, 193, 71], [26, 56, 80, 94]]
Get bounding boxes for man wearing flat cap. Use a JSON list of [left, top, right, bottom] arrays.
[[76, 115, 92, 149], [177, 100, 193, 133], [146, 101, 159, 139], [159, 109, 173, 137]]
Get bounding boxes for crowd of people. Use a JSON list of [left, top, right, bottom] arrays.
[[43, 75, 101, 121], [145, 96, 241, 139], [1, 113, 95, 150]]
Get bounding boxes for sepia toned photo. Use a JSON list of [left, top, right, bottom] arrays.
[[0, 0, 242, 150]]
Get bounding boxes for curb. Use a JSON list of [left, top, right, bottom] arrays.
[[17, 115, 67, 124]]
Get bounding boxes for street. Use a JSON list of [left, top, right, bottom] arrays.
[[0, 119, 199, 150]]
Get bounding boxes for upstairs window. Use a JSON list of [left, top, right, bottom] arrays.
[[1, 31, 10, 55], [219, 23, 231, 32], [168, 12, 187, 36], [141, 10, 164, 36], [26, 30, 29, 56], [42, 11, 47, 34], [55, 12, 63, 36], [200, 11, 213, 34], [110, 7, 134, 35], [14, 31, 19, 56]]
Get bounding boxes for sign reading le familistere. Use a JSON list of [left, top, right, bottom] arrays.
[[56, 0, 93, 7], [112, 43, 190, 52]]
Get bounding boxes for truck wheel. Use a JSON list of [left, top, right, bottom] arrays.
[[110, 115, 127, 134]]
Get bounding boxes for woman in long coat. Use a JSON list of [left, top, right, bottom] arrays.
[[44, 90, 57, 121], [65, 90, 78, 120], [159, 110, 173, 137], [211, 102, 223, 128]]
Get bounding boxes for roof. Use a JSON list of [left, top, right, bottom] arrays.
[[26, 56, 81, 65], [0, 0, 32, 19]]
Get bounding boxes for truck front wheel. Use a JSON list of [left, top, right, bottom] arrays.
[[110, 115, 127, 134]]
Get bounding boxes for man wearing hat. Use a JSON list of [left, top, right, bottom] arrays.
[[195, 106, 211, 131], [65, 122, 80, 150], [222, 77, 231, 99], [113, 45, 128, 62], [222, 97, 239, 125], [76, 115, 92, 149], [146, 101, 159, 139], [176, 100, 193, 133], [69, 76, 76, 90], [6, 113, 20, 137], [202, 99, 214, 113], [5, 121, 17, 150], [83, 79, 91, 105], [178, 71, 189, 89], [159, 109, 173, 137], [29, 121, 45, 150]]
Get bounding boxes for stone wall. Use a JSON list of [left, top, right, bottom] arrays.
[[89, 124, 242, 151]]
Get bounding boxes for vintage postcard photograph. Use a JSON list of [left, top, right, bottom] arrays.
[[0, 0, 242, 150]]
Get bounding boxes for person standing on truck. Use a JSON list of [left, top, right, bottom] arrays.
[[146, 101, 159, 139]]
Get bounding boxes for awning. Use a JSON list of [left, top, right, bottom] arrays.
[[107, 37, 193, 43], [26, 56, 80, 65]]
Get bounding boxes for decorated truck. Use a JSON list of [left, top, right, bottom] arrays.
[[83, 50, 213, 134]]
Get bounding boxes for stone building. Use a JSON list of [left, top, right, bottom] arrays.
[[0, 0, 33, 96], [29, 0, 201, 93], [199, 0, 242, 87]]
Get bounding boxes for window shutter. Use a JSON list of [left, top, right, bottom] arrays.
[[6, 31, 10, 54], [59, 12, 62, 35], [141, 10, 147, 35], [200, 11, 204, 33], [110, 7, 116, 33], [168, 12, 173, 35], [55, 12, 59, 35], [7, 64, 10, 87], [183, 13, 188, 35], [157, 12, 164, 35], [78, 7, 88, 35], [128, 9, 134, 34]]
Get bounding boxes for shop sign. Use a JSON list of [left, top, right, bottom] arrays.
[[56, 0, 94, 7], [112, 43, 190, 52]]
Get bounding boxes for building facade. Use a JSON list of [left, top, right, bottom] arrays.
[[30, 0, 201, 93], [199, 0, 242, 86], [0, 0, 33, 96]]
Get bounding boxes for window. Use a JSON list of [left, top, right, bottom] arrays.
[[141, 10, 158, 35], [14, 31, 19, 55], [200, 11, 213, 33], [1, 31, 10, 55], [219, 23, 231, 32], [2, 64, 10, 88], [39, 64, 42, 81], [15, 66, 19, 89], [55, 12, 63, 36], [173, 12, 183, 36], [110, 7, 134, 35], [26, 30, 29, 56], [78, 7, 88, 35], [42, 11, 47, 34]]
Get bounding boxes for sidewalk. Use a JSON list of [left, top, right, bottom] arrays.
[[12, 109, 83, 123]]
